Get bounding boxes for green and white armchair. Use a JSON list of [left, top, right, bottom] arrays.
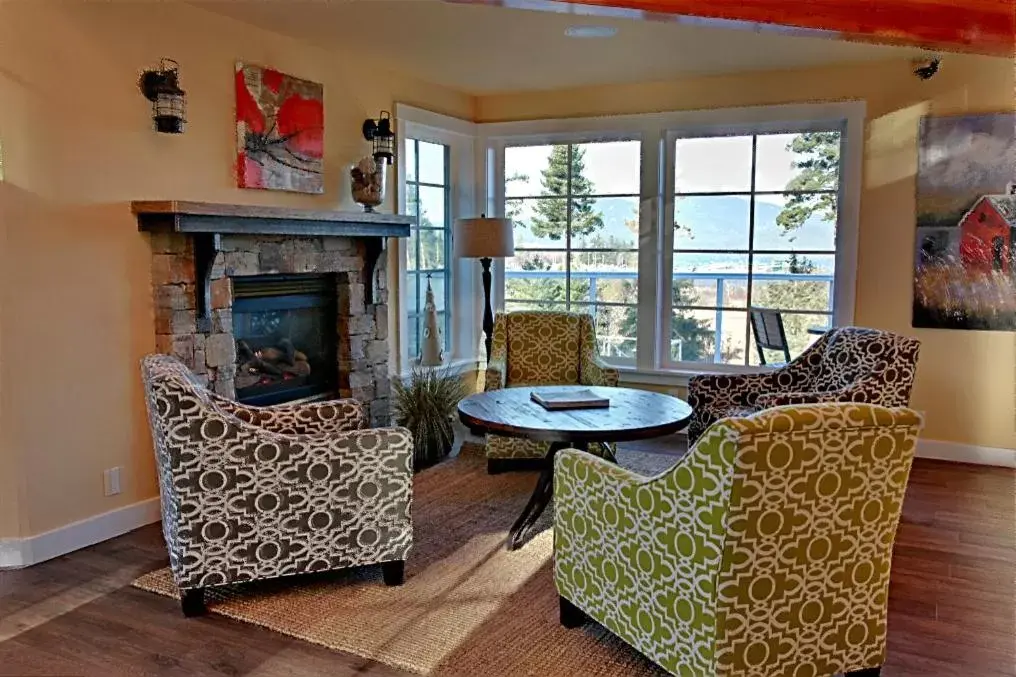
[[483, 310, 619, 473], [554, 402, 922, 677]]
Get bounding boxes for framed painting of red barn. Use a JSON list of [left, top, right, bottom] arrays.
[[913, 113, 1016, 331], [235, 63, 324, 194]]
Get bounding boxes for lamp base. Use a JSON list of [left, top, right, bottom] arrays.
[[481, 257, 493, 363]]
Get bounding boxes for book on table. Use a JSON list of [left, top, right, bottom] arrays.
[[530, 388, 609, 410]]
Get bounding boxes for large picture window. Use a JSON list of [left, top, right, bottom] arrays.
[[502, 140, 641, 361], [476, 102, 860, 375], [667, 129, 842, 365], [404, 138, 452, 360]]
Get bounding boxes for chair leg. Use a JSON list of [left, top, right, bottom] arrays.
[[180, 588, 206, 617], [559, 595, 587, 629], [382, 560, 405, 586], [846, 667, 881, 676]]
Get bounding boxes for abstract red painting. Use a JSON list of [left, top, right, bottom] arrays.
[[235, 63, 324, 194]]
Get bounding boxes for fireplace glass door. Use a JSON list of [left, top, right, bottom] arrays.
[[232, 274, 337, 406]]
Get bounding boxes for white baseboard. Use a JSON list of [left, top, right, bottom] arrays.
[[916, 439, 1016, 468], [0, 497, 161, 569], [0, 540, 23, 569], [1, 438, 1012, 570]]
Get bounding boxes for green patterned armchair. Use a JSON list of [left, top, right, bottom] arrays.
[[483, 310, 619, 473], [554, 402, 923, 677]]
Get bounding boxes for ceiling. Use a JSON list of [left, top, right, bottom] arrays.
[[194, 0, 929, 94]]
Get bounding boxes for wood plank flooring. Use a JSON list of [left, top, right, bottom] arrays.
[[0, 445, 1012, 677]]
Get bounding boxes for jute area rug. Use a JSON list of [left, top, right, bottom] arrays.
[[134, 443, 676, 676]]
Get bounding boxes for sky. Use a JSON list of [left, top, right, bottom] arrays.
[[408, 134, 838, 273], [407, 134, 825, 228], [504, 134, 820, 205]]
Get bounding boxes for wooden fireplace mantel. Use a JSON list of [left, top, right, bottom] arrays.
[[134, 200, 412, 331], [132, 200, 413, 238]]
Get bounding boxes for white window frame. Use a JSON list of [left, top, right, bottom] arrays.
[[395, 104, 481, 375], [662, 117, 853, 372], [492, 131, 644, 367], [478, 101, 864, 378]]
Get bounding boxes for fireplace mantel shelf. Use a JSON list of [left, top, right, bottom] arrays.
[[132, 200, 413, 238], [134, 201, 410, 331]]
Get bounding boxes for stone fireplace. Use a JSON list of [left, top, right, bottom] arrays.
[[136, 201, 412, 427]]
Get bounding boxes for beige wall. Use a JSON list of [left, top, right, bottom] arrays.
[[476, 55, 1016, 453], [0, 0, 472, 538]]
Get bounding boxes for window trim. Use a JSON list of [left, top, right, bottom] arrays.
[[395, 104, 480, 374], [661, 122, 845, 369], [404, 139, 452, 361], [478, 101, 864, 374], [502, 139, 642, 365]]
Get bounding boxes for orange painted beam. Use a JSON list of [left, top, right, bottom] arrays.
[[451, 0, 1015, 56]]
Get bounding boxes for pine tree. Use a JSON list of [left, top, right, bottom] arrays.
[[776, 132, 840, 233], [786, 252, 816, 274], [531, 145, 604, 240], [669, 281, 716, 361], [616, 280, 712, 362]]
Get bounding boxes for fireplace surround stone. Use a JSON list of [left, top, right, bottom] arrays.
[[137, 202, 411, 427]]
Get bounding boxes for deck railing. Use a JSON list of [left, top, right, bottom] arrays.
[[505, 269, 834, 362]]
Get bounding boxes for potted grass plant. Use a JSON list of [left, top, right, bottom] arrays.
[[393, 366, 468, 471]]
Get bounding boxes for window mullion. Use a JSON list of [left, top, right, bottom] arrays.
[[443, 144, 452, 353], [565, 144, 573, 312], [636, 128, 663, 371], [744, 135, 758, 366]]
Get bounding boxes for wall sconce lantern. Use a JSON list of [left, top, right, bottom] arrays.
[[139, 58, 186, 134], [362, 111, 395, 164]]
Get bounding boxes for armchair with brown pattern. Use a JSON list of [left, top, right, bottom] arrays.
[[686, 327, 920, 443], [141, 354, 413, 617]]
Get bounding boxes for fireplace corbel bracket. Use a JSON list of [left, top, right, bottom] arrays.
[[363, 237, 385, 306], [193, 233, 222, 333]]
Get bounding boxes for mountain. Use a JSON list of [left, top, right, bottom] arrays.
[[515, 195, 836, 271]]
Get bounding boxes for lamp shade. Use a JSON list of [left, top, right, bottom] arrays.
[[453, 217, 515, 259]]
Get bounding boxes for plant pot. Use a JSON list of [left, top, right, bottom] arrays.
[[393, 367, 467, 473]]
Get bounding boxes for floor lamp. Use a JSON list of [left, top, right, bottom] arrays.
[[453, 216, 515, 363]]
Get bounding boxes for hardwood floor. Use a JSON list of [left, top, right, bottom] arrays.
[[0, 446, 1012, 677]]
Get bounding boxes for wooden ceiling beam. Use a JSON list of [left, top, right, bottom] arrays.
[[450, 0, 1015, 57]]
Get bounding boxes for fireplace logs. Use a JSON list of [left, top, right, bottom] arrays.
[[235, 338, 312, 390]]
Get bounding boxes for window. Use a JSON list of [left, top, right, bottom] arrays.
[[404, 138, 451, 360], [502, 140, 641, 361], [667, 130, 841, 365], [481, 102, 861, 374]]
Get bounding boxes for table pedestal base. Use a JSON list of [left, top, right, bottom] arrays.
[[506, 441, 588, 551]]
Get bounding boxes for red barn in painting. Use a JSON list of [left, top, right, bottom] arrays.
[[958, 195, 1016, 274]]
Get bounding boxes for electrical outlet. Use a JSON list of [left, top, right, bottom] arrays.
[[103, 467, 122, 497]]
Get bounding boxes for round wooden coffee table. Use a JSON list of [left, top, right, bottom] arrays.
[[458, 385, 692, 550]]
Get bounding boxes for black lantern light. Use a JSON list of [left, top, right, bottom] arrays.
[[362, 111, 395, 165], [139, 58, 186, 134]]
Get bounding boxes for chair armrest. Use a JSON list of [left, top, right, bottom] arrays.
[[212, 395, 367, 435], [581, 355, 619, 387], [756, 386, 868, 409], [484, 360, 507, 392], [688, 370, 780, 410], [554, 448, 653, 492], [174, 401, 413, 469]]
